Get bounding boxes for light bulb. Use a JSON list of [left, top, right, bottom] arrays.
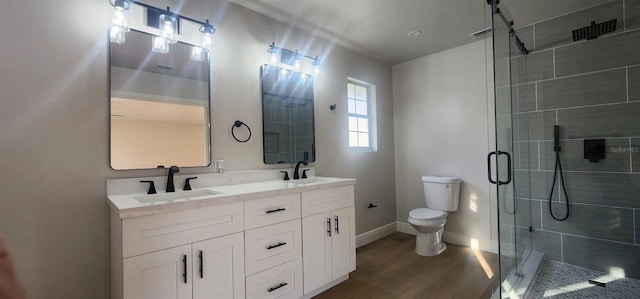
[[190, 46, 205, 61], [294, 58, 301, 70], [160, 14, 178, 44], [110, 25, 126, 44], [202, 33, 212, 52], [270, 52, 277, 64], [152, 36, 169, 54], [314, 65, 320, 75]]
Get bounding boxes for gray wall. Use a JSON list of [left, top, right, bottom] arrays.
[[512, 0, 640, 278], [0, 0, 395, 298], [392, 39, 496, 252]]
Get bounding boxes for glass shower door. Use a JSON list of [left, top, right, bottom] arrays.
[[490, 2, 533, 296]]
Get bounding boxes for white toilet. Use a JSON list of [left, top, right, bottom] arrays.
[[408, 176, 461, 256]]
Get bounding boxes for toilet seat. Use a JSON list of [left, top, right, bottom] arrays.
[[409, 208, 447, 220]]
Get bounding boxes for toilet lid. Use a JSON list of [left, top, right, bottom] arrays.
[[410, 208, 447, 220]]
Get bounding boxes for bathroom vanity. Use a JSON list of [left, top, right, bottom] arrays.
[[107, 176, 356, 299]]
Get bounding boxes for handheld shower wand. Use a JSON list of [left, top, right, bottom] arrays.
[[549, 125, 570, 221]]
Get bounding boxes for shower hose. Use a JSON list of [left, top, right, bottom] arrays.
[[549, 151, 570, 221]]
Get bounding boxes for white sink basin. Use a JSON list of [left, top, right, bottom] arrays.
[[133, 189, 223, 203]]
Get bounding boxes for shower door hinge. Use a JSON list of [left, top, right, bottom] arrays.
[[529, 226, 533, 233]]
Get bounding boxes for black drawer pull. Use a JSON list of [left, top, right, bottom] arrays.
[[267, 242, 287, 250], [266, 208, 286, 214], [327, 218, 331, 237], [335, 216, 339, 234], [268, 282, 288, 292], [199, 250, 203, 278], [182, 255, 187, 284]]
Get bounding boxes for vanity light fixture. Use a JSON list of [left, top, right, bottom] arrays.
[[267, 42, 322, 75], [108, 0, 216, 60], [109, 0, 132, 44]]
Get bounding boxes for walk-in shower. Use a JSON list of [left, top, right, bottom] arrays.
[[489, 0, 640, 297]]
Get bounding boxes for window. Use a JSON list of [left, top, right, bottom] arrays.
[[347, 79, 376, 150]]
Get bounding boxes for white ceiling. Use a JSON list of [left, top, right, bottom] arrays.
[[230, 0, 611, 65]]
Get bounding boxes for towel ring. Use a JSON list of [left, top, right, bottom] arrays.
[[231, 120, 251, 143]]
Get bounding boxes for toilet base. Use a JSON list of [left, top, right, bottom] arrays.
[[414, 228, 446, 256]]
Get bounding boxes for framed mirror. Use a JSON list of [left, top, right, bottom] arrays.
[[110, 29, 211, 170], [261, 65, 315, 164]]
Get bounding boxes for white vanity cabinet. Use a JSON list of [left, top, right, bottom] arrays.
[[111, 202, 245, 299], [109, 178, 356, 299], [122, 232, 244, 299], [301, 186, 356, 296]]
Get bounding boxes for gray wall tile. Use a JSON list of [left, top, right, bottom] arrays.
[[515, 170, 557, 200], [516, 49, 555, 83], [555, 30, 640, 77], [515, 199, 542, 230], [515, 25, 534, 52], [563, 234, 640, 279], [558, 102, 640, 139], [515, 141, 539, 171], [632, 138, 640, 172], [539, 139, 631, 172], [537, 69, 627, 110], [629, 66, 640, 102], [562, 172, 640, 208], [542, 202, 635, 242], [534, 1, 624, 51], [626, 0, 640, 30], [516, 83, 537, 112], [636, 210, 640, 244], [517, 110, 557, 141], [533, 229, 562, 261]]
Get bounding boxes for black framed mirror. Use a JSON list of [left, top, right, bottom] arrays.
[[261, 65, 315, 164], [109, 29, 211, 170]]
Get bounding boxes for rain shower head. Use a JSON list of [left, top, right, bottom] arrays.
[[572, 19, 617, 41]]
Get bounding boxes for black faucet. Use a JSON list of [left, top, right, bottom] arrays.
[[293, 161, 308, 180], [166, 166, 180, 192]]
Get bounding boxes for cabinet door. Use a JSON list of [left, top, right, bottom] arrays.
[[302, 212, 332, 294], [123, 245, 192, 299], [331, 207, 356, 278], [192, 233, 245, 299]]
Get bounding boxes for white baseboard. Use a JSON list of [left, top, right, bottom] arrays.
[[396, 222, 498, 253], [356, 222, 398, 248]]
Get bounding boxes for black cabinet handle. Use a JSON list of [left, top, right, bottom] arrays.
[[199, 250, 203, 279], [335, 216, 339, 234], [182, 255, 187, 284], [327, 218, 331, 237], [487, 152, 497, 184], [266, 208, 286, 214], [267, 282, 288, 292], [266, 242, 287, 250]]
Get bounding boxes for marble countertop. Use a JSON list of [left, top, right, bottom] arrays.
[[107, 177, 356, 219]]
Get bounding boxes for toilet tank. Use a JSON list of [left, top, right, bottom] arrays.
[[422, 176, 461, 211]]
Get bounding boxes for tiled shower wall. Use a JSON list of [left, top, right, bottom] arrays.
[[512, 0, 640, 278]]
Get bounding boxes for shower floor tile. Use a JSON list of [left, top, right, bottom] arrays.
[[526, 259, 640, 298]]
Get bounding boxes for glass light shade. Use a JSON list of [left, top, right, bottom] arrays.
[[190, 46, 205, 61], [293, 58, 301, 70], [152, 36, 169, 54], [160, 14, 178, 44], [202, 33, 213, 53], [111, 6, 130, 32], [110, 25, 126, 44], [270, 52, 277, 64], [313, 65, 320, 75]]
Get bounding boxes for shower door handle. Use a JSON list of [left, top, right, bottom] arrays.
[[487, 151, 498, 184], [498, 151, 512, 185]]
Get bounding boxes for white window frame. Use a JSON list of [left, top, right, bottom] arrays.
[[347, 78, 377, 151]]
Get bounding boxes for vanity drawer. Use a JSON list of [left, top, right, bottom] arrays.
[[245, 219, 302, 276], [244, 193, 301, 230], [122, 202, 243, 258], [301, 185, 354, 217], [245, 258, 303, 299]]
